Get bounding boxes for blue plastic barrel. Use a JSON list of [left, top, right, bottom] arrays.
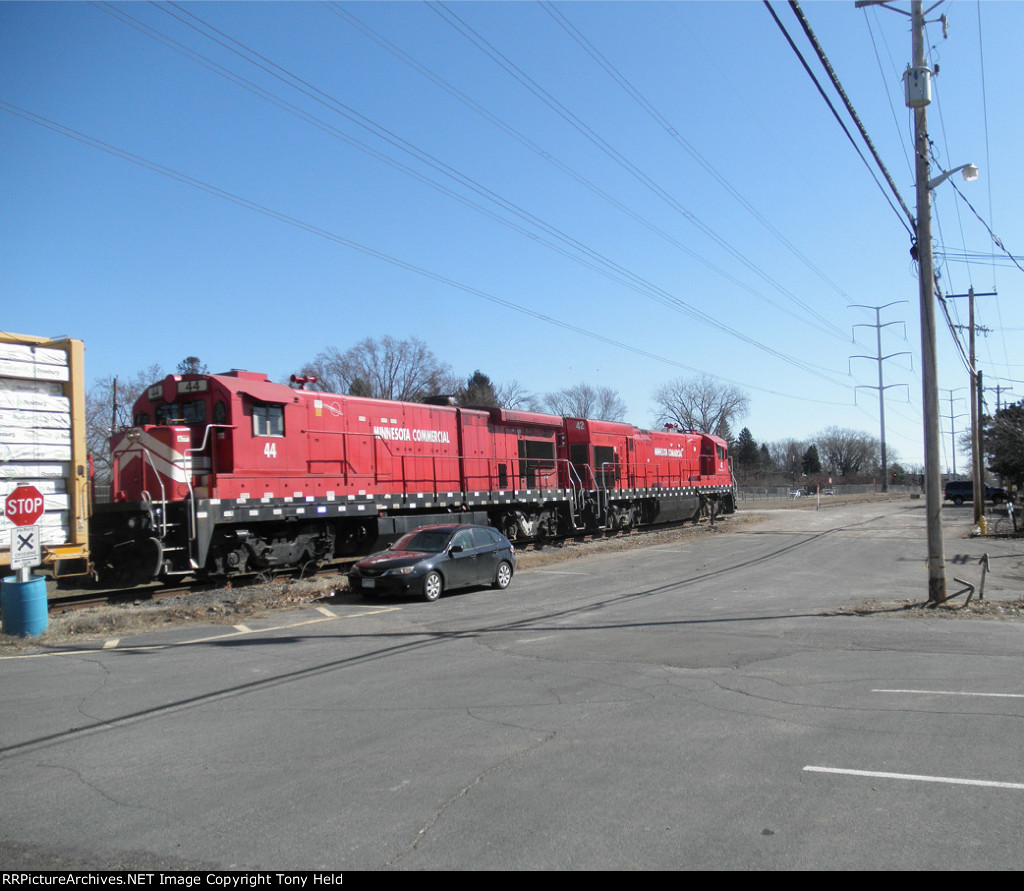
[[1, 575, 48, 637]]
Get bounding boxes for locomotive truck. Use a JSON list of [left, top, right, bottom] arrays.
[[91, 370, 735, 586]]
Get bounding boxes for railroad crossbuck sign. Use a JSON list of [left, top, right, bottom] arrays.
[[5, 485, 44, 571], [10, 526, 41, 570]]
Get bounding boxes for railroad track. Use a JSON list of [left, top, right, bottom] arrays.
[[46, 515, 727, 612]]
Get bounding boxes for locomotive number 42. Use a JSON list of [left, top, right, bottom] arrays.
[[263, 443, 277, 458]]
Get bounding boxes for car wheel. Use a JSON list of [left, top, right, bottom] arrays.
[[422, 571, 443, 602], [493, 561, 513, 590], [953, 496, 964, 505]]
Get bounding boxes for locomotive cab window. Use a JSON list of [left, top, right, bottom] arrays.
[[253, 403, 284, 437]]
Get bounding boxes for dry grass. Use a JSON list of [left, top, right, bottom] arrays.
[[833, 597, 1024, 620]]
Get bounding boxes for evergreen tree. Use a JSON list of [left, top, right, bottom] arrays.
[[459, 370, 499, 407], [715, 418, 733, 447], [176, 356, 208, 375], [802, 444, 822, 475], [735, 427, 759, 468], [984, 400, 1024, 486]]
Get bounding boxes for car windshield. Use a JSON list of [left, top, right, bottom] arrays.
[[392, 529, 455, 553]]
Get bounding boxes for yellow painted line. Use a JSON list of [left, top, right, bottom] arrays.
[[0, 602, 399, 659], [342, 604, 401, 617]]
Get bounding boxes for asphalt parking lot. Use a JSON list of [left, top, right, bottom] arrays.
[[2, 499, 1022, 870]]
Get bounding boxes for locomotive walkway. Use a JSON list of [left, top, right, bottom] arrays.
[[2, 499, 1022, 870]]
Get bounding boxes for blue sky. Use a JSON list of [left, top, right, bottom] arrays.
[[4, 1, 1022, 470]]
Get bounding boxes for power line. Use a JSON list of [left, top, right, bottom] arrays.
[[429, 1, 851, 339], [541, 0, 853, 329], [94, 1, 846, 378], [0, 99, 854, 408], [764, 1, 915, 239]]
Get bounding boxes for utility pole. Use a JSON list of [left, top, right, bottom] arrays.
[[970, 290, 984, 528], [988, 381, 1014, 414], [909, 0, 946, 602], [948, 288, 996, 528], [976, 368, 984, 525], [856, 1, 978, 599], [849, 302, 910, 492]]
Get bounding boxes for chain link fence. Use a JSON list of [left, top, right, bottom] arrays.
[[736, 484, 922, 503]]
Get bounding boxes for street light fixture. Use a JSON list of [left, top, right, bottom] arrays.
[[928, 163, 979, 191]]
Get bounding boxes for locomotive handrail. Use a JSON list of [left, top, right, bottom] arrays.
[[557, 458, 587, 531], [598, 461, 617, 527], [136, 447, 168, 538], [182, 424, 235, 549]]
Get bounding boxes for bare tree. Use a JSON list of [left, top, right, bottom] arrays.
[[767, 439, 808, 477], [298, 336, 455, 402], [814, 427, 881, 478], [652, 374, 749, 435], [494, 379, 543, 412], [544, 384, 627, 421], [87, 364, 164, 482]]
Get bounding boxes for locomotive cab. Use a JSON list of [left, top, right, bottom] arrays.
[[119, 374, 229, 498]]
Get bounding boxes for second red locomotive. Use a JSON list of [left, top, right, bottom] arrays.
[[91, 370, 735, 585]]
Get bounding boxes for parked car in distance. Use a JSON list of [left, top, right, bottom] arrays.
[[348, 524, 516, 602], [943, 480, 1009, 505]]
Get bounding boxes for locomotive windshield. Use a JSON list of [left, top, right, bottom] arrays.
[[155, 400, 207, 425]]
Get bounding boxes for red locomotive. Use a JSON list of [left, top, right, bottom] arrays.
[[90, 370, 735, 585]]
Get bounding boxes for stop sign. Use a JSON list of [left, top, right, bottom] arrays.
[[4, 485, 45, 527]]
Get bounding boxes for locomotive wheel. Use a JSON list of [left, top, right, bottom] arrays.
[[422, 571, 443, 602], [493, 561, 513, 590]]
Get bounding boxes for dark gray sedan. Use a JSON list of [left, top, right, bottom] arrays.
[[348, 524, 516, 602]]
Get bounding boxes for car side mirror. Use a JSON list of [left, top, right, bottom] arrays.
[[449, 545, 464, 555]]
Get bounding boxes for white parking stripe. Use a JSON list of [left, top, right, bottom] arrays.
[[873, 688, 1024, 699], [804, 766, 1024, 790]]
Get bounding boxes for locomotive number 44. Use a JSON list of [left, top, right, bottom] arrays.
[[264, 443, 277, 458]]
